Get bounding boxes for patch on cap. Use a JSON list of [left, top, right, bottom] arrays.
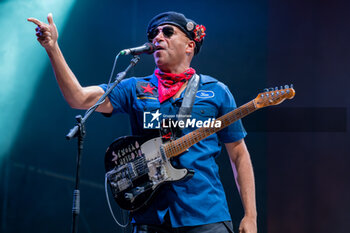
[[186, 22, 194, 31]]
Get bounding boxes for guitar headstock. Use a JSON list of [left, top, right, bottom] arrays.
[[254, 84, 295, 109]]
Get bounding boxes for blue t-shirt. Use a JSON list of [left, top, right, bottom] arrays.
[[100, 73, 246, 227]]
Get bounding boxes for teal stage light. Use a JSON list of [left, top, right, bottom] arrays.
[[0, 0, 77, 160]]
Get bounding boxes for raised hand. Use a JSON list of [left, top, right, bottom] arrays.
[[27, 13, 58, 50]]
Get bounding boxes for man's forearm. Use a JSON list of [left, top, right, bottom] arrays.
[[226, 140, 257, 218], [231, 151, 257, 218], [46, 43, 86, 108]]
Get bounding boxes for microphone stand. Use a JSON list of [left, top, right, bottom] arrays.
[[66, 55, 140, 233]]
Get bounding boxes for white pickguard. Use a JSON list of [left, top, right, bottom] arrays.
[[141, 137, 189, 184]]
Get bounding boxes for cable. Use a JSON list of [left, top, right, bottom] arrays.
[[86, 52, 121, 112], [104, 174, 130, 228], [107, 52, 121, 90]]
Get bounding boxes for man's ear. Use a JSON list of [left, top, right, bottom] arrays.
[[186, 40, 196, 54]]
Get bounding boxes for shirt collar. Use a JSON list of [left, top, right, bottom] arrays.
[[199, 74, 218, 85], [150, 73, 158, 87]]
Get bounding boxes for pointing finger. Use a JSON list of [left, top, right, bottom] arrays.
[[27, 17, 43, 26], [47, 13, 54, 25]]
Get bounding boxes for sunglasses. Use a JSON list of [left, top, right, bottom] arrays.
[[148, 26, 175, 41]]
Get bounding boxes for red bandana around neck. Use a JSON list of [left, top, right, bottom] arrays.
[[155, 68, 196, 103]]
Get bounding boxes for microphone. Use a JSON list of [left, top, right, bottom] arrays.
[[120, 43, 156, 55]]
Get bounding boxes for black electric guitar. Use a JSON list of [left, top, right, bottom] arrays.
[[104, 85, 295, 212]]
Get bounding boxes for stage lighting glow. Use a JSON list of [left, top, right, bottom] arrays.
[[0, 0, 76, 159]]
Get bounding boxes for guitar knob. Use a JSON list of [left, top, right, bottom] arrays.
[[136, 186, 145, 193], [124, 193, 134, 200]]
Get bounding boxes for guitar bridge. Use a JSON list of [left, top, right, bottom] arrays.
[[106, 164, 133, 193]]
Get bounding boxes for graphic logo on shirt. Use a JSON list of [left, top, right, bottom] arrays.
[[143, 109, 162, 129], [196, 90, 215, 98], [141, 83, 155, 94], [136, 81, 158, 98]]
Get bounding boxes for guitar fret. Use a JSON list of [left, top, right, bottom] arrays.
[[179, 138, 184, 151]]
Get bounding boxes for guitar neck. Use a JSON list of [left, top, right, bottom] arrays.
[[164, 100, 257, 158]]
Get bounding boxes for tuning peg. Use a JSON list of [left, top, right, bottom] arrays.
[[291, 84, 294, 88], [274, 87, 278, 91], [284, 85, 289, 89], [264, 88, 269, 92], [280, 86, 283, 90], [269, 87, 274, 92]]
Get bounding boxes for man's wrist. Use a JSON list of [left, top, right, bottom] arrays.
[[45, 42, 59, 56], [244, 212, 257, 220]]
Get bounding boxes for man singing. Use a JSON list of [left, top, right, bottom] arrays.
[[28, 11, 257, 233]]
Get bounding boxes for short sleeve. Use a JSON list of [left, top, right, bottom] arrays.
[[99, 78, 134, 115], [216, 84, 247, 143]]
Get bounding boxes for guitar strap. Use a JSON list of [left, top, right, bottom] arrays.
[[177, 73, 200, 125], [160, 73, 200, 141]]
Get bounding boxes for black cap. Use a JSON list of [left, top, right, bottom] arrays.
[[147, 12, 206, 55]]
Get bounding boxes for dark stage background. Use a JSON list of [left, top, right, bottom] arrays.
[[1, 0, 349, 233]]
